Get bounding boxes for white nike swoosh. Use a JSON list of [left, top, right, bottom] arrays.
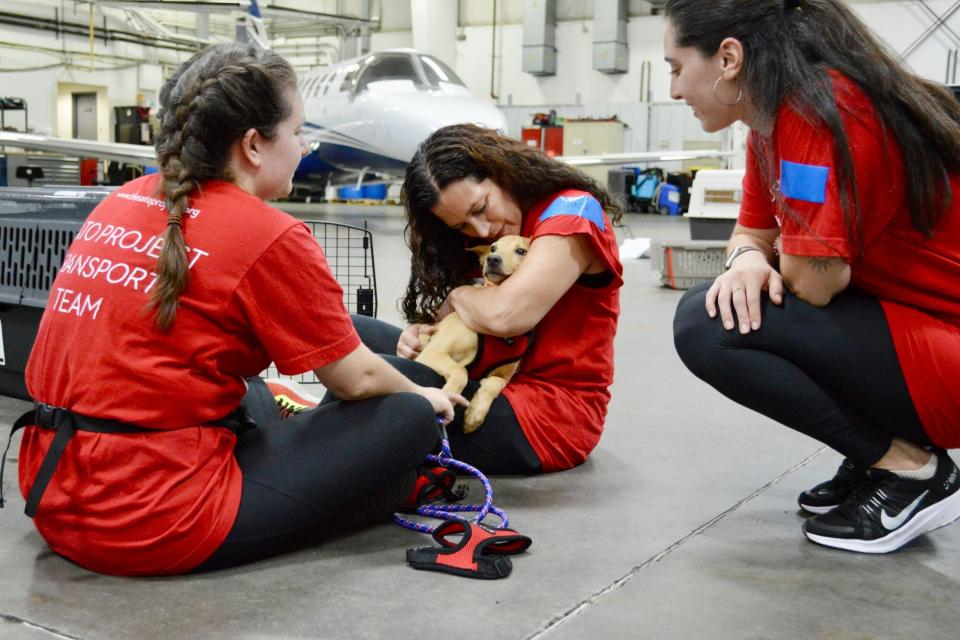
[[881, 490, 929, 530]]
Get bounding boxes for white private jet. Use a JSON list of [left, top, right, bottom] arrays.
[[0, 48, 508, 194], [292, 48, 506, 191]]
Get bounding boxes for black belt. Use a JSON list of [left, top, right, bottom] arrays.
[[0, 403, 257, 518]]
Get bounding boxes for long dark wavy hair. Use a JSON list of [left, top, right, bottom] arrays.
[[151, 42, 295, 331], [401, 123, 623, 324], [665, 0, 960, 250]]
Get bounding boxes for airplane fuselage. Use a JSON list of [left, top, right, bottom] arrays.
[[294, 49, 507, 186]]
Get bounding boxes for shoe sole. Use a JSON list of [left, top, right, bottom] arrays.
[[803, 488, 960, 554], [264, 377, 322, 406]]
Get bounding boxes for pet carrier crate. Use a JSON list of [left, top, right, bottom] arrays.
[[0, 186, 378, 399], [261, 220, 377, 387], [650, 240, 727, 290], [685, 169, 744, 240]]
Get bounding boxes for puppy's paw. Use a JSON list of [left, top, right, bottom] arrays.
[[463, 404, 487, 434]]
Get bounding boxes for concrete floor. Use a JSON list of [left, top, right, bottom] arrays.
[[1, 206, 958, 640]]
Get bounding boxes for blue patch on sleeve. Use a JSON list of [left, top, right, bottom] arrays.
[[780, 160, 829, 204], [538, 195, 605, 231]]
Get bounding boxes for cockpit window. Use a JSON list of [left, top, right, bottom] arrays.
[[419, 55, 465, 87], [340, 64, 361, 93], [355, 54, 419, 92]]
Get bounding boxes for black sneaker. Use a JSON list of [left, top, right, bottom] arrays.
[[803, 451, 960, 553], [798, 458, 867, 514]]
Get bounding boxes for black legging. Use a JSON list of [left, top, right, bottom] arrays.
[[346, 314, 542, 475], [673, 282, 930, 468], [195, 379, 438, 572]]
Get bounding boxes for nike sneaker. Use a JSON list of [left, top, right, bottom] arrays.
[[803, 450, 960, 553], [798, 458, 867, 514], [264, 378, 320, 418]]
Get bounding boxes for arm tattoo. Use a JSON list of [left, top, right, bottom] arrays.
[[807, 257, 833, 273]]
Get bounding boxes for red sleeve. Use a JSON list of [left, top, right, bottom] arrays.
[[774, 106, 853, 258], [738, 132, 780, 230], [234, 223, 361, 374], [528, 191, 624, 288], [773, 76, 902, 260]]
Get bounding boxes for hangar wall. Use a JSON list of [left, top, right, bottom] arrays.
[[451, 1, 960, 108], [1, 0, 959, 147]]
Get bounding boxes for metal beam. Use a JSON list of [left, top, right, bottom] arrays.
[[900, 0, 960, 60], [97, 1, 377, 28]]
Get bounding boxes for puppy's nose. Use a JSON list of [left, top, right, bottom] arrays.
[[486, 254, 502, 267]]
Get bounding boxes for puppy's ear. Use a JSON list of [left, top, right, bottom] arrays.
[[467, 244, 491, 259]]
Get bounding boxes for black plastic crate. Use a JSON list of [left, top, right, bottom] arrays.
[[262, 220, 377, 386], [0, 221, 78, 307]]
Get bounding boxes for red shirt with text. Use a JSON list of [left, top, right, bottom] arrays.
[[20, 174, 360, 575]]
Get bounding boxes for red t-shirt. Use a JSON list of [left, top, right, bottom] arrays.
[[502, 190, 622, 471], [20, 174, 360, 575], [739, 71, 960, 447]]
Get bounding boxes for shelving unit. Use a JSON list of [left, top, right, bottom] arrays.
[[0, 97, 28, 132]]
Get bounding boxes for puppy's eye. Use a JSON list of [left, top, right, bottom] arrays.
[[490, 245, 497, 253], [516, 248, 527, 256]]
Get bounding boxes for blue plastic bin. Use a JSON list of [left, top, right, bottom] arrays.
[[338, 186, 364, 199], [361, 184, 387, 200], [657, 183, 682, 216]]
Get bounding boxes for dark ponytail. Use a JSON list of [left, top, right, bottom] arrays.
[[665, 0, 960, 246], [151, 43, 296, 331]]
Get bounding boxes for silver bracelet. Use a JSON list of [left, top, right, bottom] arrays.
[[723, 245, 763, 270]]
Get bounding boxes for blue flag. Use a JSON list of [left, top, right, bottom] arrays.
[[539, 195, 605, 231], [780, 160, 829, 204]]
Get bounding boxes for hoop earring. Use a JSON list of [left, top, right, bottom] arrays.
[[713, 77, 743, 107]]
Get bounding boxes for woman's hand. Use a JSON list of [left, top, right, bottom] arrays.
[[706, 251, 784, 334], [417, 386, 469, 425], [397, 323, 435, 360]]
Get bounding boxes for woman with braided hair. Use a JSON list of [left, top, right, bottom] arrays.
[[668, 0, 960, 553], [14, 42, 464, 575]]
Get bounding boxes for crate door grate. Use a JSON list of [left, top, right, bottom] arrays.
[[25, 224, 77, 307], [262, 220, 377, 387], [0, 220, 77, 306]]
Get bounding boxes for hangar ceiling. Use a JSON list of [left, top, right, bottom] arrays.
[[0, 0, 378, 69], [0, 0, 945, 72]]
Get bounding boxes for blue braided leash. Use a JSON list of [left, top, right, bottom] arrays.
[[393, 421, 509, 534]]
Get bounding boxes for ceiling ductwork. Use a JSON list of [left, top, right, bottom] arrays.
[[594, 0, 629, 74], [522, 0, 557, 77]]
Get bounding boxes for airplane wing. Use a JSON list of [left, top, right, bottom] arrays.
[[0, 132, 157, 167], [556, 150, 736, 166]]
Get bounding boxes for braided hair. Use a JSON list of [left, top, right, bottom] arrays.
[[151, 42, 296, 331]]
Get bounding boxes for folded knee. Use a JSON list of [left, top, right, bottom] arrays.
[[672, 282, 720, 375], [387, 392, 442, 446]]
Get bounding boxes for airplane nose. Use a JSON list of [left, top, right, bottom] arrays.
[[469, 103, 508, 133], [420, 98, 507, 135]]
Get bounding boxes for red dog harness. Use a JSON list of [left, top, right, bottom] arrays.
[[465, 332, 532, 380], [406, 519, 533, 580]]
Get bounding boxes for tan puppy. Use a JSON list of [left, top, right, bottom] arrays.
[[416, 235, 532, 433]]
